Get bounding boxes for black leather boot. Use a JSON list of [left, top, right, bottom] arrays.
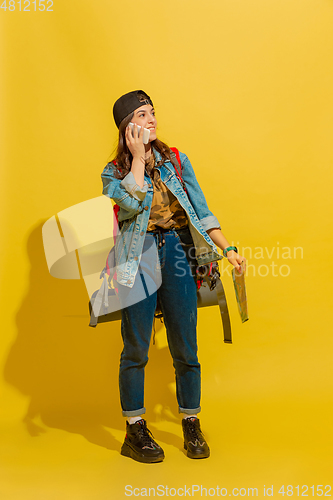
[[120, 419, 165, 463], [182, 417, 210, 459]]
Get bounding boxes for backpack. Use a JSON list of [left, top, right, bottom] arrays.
[[89, 148, 233, 344]]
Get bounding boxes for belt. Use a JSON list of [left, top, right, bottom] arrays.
[[147, 225, 188, 233], [147, 227, 169, 247], [147, 227, 172, 233], [146, 225, 188, 247]]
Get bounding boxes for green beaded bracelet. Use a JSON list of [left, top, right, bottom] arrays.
[[223, 246, 238, 258]]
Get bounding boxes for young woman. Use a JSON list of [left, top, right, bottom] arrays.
[[101, 90, 246, 463]]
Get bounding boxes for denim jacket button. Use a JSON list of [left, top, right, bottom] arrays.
[[127, 279, 131, 284], [134, 256, 138, 261], [140, 231, 144, 236], [144, 206, 149, 210]]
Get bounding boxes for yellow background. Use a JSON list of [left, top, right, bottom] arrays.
[[1, 0, 333, 498]]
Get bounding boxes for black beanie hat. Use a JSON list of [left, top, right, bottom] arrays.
[[113, 90, 154, 129]]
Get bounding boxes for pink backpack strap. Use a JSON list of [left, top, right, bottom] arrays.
[[170, 147, 181, 169], [106, 160, 123, 284], [170, 147, 187, 194], [113, 204, 120, 240], [110, 160, 121, 241], [105, 203, 120, 280]]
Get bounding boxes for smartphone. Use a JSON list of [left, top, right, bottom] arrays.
[[129, 122, 150, 144]]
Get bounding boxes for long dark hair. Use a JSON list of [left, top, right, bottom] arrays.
[[110, 92, 179, 180]]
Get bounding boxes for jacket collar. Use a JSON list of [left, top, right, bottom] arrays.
[[144, 147, 174, 180], [151, 147, 173, 173]]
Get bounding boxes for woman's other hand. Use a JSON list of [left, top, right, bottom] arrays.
[[205, 228, 247, 274], [226, 251, 246, 273], [125, 123, 145, 160]]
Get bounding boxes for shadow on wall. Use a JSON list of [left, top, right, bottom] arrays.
[[3, 221, 183, 452]]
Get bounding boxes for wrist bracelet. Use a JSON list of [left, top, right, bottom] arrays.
[[223, 246, 238, 258]]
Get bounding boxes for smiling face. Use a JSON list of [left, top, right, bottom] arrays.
[[131, 104, 157, 142]]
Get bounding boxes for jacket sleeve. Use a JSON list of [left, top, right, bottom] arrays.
[[101, 164, 148, 219], [179, 152, 221, 232]]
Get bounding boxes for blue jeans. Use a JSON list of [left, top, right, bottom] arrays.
[[115, 226, 201, 417]]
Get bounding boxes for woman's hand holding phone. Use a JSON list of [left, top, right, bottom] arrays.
[[125, 123, 145, 161], [125, 123, 146, 188]]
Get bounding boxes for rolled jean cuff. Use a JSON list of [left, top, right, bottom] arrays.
[[122, 407, 146, 417], [178, 406, 201, 415]]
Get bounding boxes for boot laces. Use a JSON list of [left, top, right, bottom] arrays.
[[138, 421, 157, 447], [186, 419, 204, 442]]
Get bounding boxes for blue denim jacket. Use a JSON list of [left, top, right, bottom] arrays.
[[101, 148, 223, 288]]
